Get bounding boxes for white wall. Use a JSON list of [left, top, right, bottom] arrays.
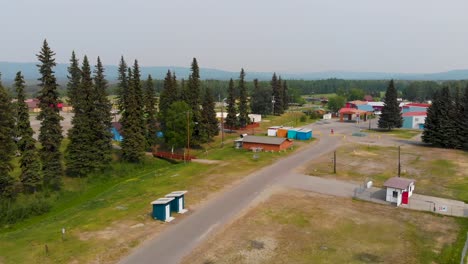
[[412, 116, 426, 129], [385, 187, 402, 205]]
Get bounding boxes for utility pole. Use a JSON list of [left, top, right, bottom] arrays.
[[186, 111, 190, 161], [368, 116, 371, 130], [333, 150, 337, 174], [398, 145, 401, 177], [220, 95, 225, 147]]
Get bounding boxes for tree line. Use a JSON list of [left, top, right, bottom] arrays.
[[0, 40, 291, 203]]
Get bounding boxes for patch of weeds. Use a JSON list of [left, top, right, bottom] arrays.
[[250, 240, 265, 250], [354, 252, 382, 263]]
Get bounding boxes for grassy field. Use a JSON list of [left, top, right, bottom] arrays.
[[0, 114, 317, 264], [363, 128, 422, 139], [183, 190, 465, 264], [302, 143, 468, 202]]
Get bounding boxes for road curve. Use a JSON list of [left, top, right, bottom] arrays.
[[119, 122, 348, 264]]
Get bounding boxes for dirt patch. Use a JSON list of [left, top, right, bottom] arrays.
[[182, 190, 459, 263]]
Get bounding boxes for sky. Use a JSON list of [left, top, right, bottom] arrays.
[[2, 0, 468, 73]]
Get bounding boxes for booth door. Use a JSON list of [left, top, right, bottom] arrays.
[[402, 191, 409, 204], [165, 205, 170, 219], [179, 198, 183, 211]]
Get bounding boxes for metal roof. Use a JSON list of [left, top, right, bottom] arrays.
[[242, 135, 289, 145], [383, 177, 415, 190], [402, 111, 427, 117]]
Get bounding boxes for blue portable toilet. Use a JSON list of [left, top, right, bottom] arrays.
[[165, 191, 188, 214], [151, 197, 175, 222], [287, 128, 299, 139], [296, 129, 312, 140]]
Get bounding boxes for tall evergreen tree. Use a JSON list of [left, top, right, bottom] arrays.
[[422, 87, 456, 148], [159, 70, 178, 131], [15, 72, 41, 192], [250, 79, 272, 115], [165, 101, 193, 149], [36, 40, 63, 190], [0, 74, 17, 198], [121, 67, 145, 162], [271, 73, 283, 115], [237, 69, 250, 127], [201, 87, 219, 140], [67, 51, 81, 107], [378, 80, 402, 130], [451, 87, 464, 149], [461, 86, 468, 150], [144, 74, 158, 148], [91, 57, 113, 166], [66, 56, 96, 176], [225, 78, 238, 128], [282, 80, 289, 111], [116, 56, 128, 112], [132, 60, 146, 143], [187, 58, 203, 145]]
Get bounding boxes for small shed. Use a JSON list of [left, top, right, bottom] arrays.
[[241, 135, 293, 152], [151, 197, 175, 222], [267, 126, 282, 137], [165, 191, 188, 214], [296, 129, 312, 140], [287, 128, 300, 139], [277, 127, 293, 138], [383, 177, 415, 206]]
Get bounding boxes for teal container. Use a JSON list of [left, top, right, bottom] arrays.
[[151, 197, 175, 222]]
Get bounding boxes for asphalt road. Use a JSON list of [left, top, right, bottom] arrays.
[[119, 120, 356, 264]]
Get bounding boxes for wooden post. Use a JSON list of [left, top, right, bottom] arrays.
[[333, 151, 337, 174], [398, 146, 401, 177]]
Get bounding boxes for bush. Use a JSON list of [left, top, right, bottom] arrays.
[[0, 194, 53, 225], [300, 115, 307, 122]]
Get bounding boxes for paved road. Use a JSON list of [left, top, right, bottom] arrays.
[[119, 121, 352, 264]]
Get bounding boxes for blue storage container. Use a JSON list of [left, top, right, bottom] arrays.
[[296, 129, 312, 140], [287, 128, 299, 139]]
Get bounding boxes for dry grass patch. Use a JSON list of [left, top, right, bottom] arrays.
[[182, 190, 459, 264], [302, 143, 468, 201]]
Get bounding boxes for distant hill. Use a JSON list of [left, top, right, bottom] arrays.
[[1, 61, 468, 82]]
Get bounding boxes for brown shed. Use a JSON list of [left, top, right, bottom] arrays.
[[240, 136, 293, 152]]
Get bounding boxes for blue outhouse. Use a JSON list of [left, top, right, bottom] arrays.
[[165, 190, 188, 214], [296, 129, 312, 140], [151, 197, 175, 222], [287, 128, 299, 139]]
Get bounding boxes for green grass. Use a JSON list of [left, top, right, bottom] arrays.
[[0, 137, 306, 263], [364, 128, 421, 139]]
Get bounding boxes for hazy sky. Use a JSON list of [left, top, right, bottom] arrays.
[[2, 0, 468, 73]]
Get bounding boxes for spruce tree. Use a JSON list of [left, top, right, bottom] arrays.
[[378, 80, 402, 130], [144, 74, 158, 148], [271, 73, 283, 115], [116, 56, 128, 112], [67, 51, 81, 107], [282, 80, 289, 111], [121, 67, 145, 162], [0, 75, 17, 198], [422, 87, 455, 147], [251, 79, 272, 115], [461, 86, 468, 150], [187, 58, 203, 145], [66, 56, 95, 176], [201, 87, 219, 140], [237, 68, 250, 128], [91, 57, 113, 166], [36, 40, 63, 190], [15, 72, 41, 192], [159, 70, 178, 131], [225, 78, 238, 128]]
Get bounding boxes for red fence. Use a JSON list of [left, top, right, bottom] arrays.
[[153, 151, 196, 161], [224, 122, 260, 131]]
